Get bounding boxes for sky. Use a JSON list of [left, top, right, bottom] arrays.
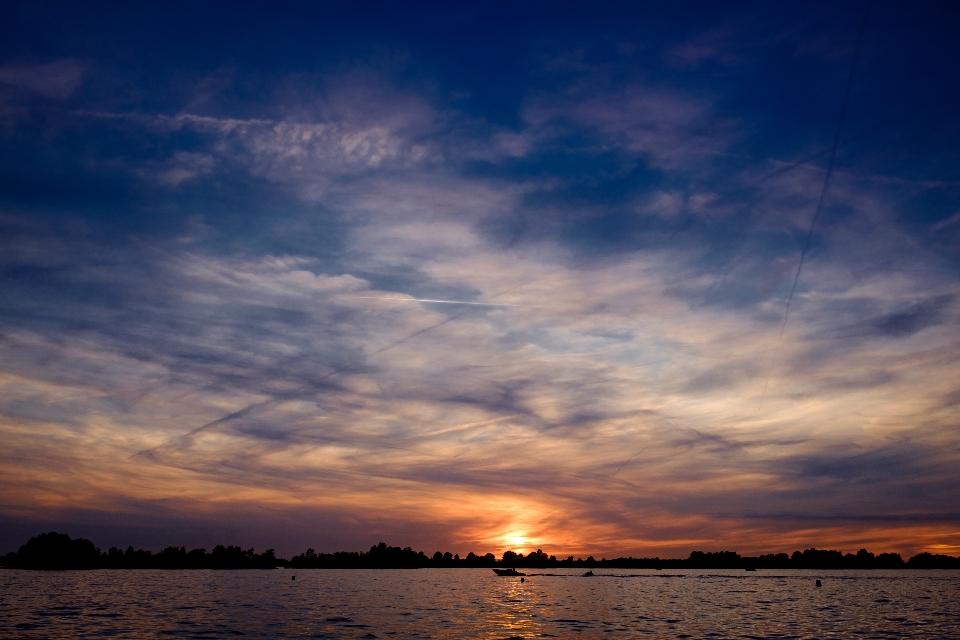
[[1, 0, 960, 559]]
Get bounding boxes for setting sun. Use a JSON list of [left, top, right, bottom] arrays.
[[2, 1, 960, 636], [2, 0, 960, 568], [503, 532, 529, 550]]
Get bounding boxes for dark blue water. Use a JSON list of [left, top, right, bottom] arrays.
[[2, 568, 958, 638]]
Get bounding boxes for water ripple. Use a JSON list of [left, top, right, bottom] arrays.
[[0, 569, 958, 638]]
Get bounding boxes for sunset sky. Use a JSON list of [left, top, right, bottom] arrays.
[[2, 1, 960, 559]]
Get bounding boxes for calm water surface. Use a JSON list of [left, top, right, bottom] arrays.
[[1, 569, 959, 638]]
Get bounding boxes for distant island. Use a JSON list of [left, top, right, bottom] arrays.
[[2, 532, 959, 571]]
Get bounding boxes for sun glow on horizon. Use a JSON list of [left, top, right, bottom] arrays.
[[2, 2, 960, 561], [505, 532, 529, 550]]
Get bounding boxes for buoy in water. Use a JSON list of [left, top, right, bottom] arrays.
[[520, 577, 524, 582], [816, 580, 821, 587], [292, 575, 296, 580]]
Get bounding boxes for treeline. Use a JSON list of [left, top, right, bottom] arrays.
[[3, 532, 960, 570], [357, 548, 957, 570], [288, 543, 499, 568], [1, 532, 280, 570]]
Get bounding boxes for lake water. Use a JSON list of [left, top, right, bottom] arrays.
[[1, 568, 958, 638]]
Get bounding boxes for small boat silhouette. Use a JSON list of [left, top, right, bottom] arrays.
[[582, 570, 594, 577], [493, 568, 526, 576]]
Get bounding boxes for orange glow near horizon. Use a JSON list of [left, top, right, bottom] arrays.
[[502, 532, 530, 550], [1, 225, 959, 559], [3, 1, 960, 569]]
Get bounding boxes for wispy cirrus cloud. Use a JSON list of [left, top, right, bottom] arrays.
[[0, 59, 86, 127], [2, 200, 959, 555], [2, 6, 960, 558], [0, 59, 86, 99]]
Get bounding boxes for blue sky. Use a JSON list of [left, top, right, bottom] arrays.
[[2, 0, 960, 557]]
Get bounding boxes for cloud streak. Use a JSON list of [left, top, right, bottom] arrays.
[[1, 4, 960, 558]]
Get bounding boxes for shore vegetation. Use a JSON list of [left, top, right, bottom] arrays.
[[3, 532, 958, 571]]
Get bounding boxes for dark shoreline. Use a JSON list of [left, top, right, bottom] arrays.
[[3, 532, 959, 571]]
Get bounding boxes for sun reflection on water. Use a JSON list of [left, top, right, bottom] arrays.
[[489, 575, 543, 639]]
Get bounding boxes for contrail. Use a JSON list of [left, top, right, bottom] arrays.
[[726, 90, 955, 204], [612, 448, 647, 477], [130, 400, 273, 459], [370, 281, 533, 355], [421, 414, 523, 438], [357, 296, 525, 307], [137, 283, 535, 461], [780, 0, 872, 336], [131, 364, 363, 460], [759, 0, 872, 410]]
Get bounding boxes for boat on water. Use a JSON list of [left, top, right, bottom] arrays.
[[492, 568, 526, 576]]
